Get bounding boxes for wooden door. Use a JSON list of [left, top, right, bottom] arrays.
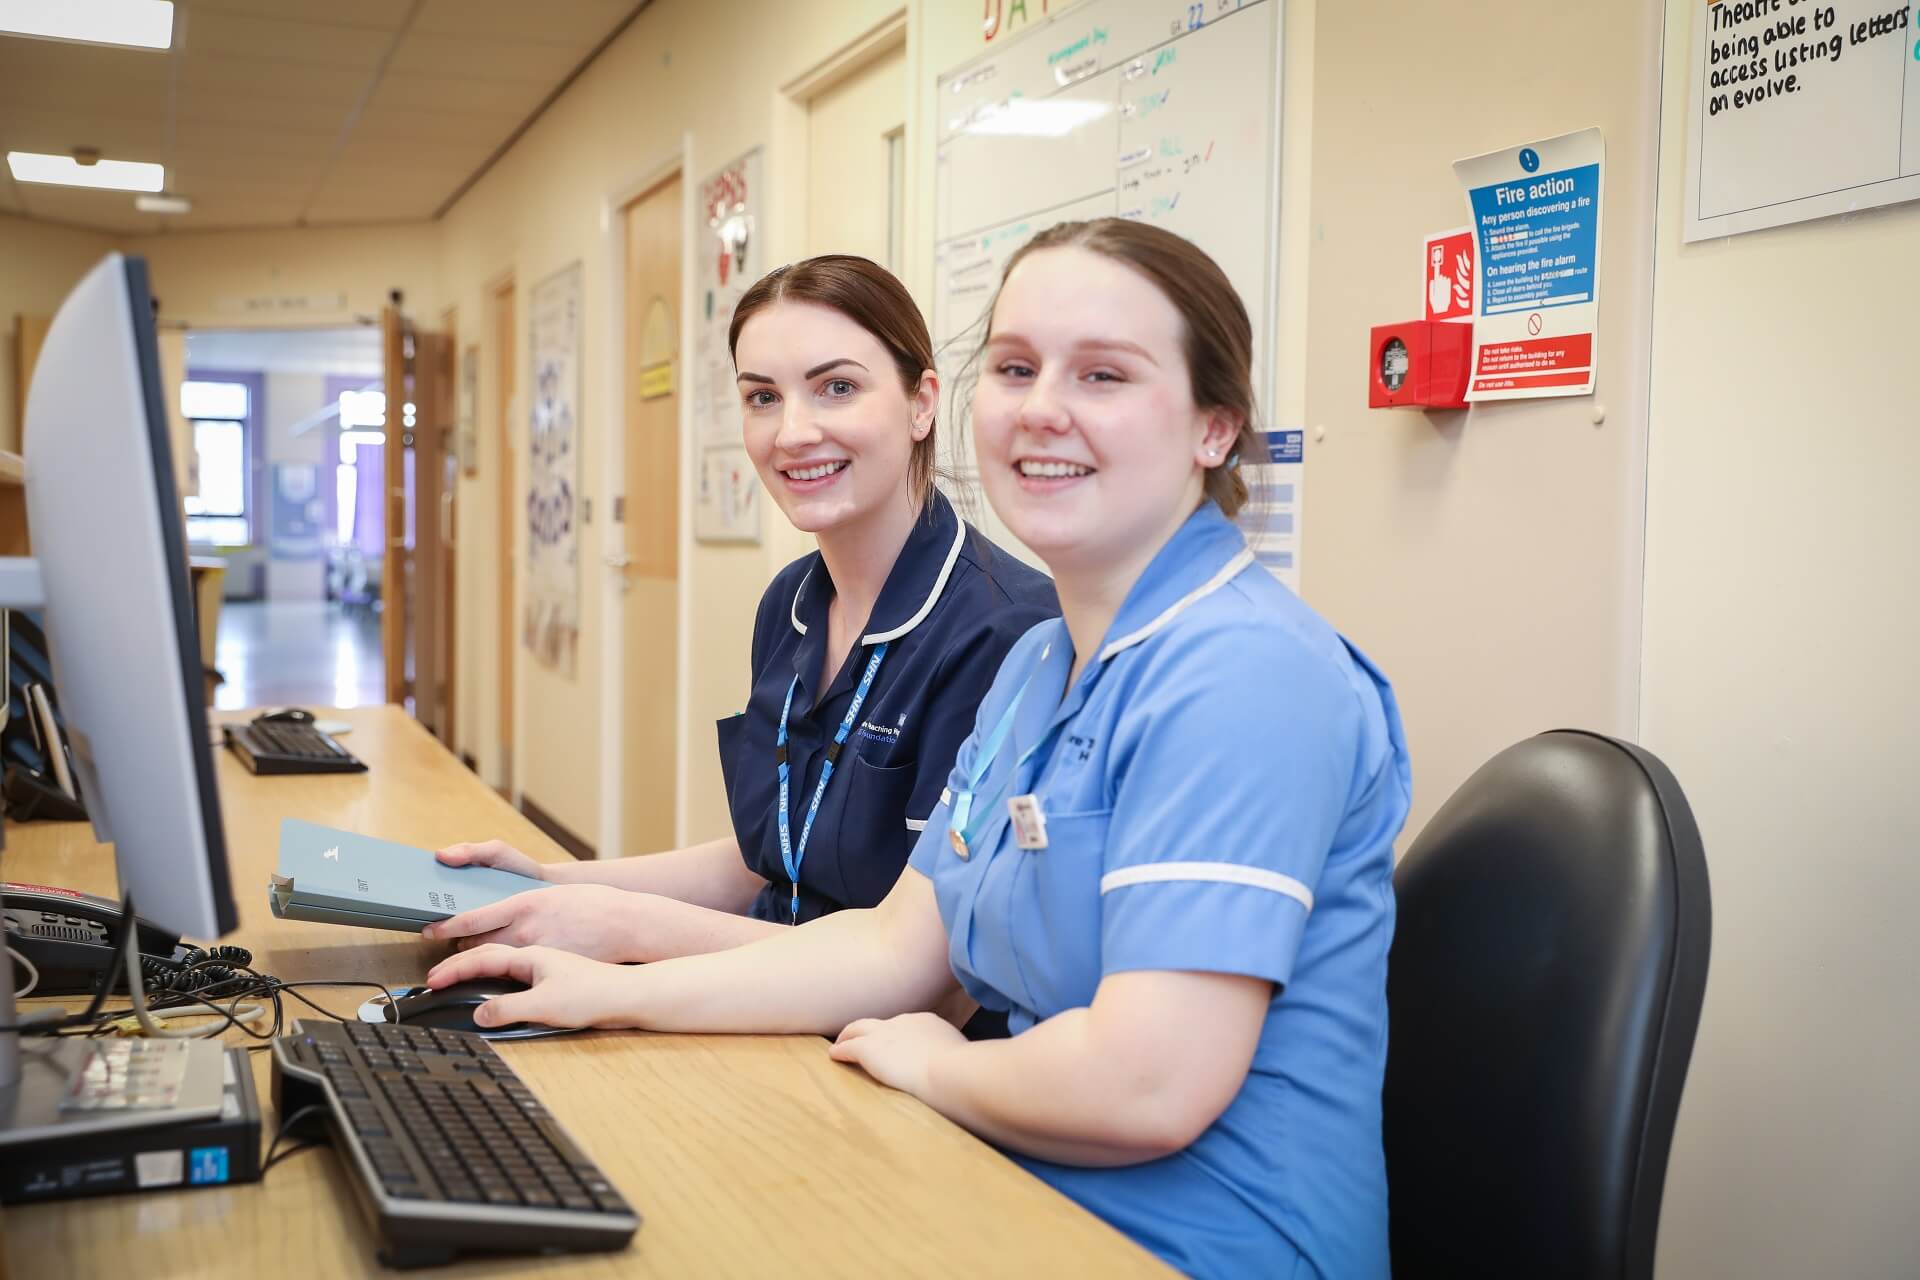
[[805, 42, 906, 263], [620, 175, 682, 851], [381, 305, 407, 705], [412, 331, 454, 741], [491, 281, 517, 790]]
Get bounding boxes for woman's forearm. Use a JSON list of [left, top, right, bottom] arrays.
[[548, 835, 764, 912], [919, 1010, 1176, 1166], [918, 972, 1273, 1167], [618, 870, 957, 1036]]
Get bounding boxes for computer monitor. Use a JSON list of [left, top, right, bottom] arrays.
[[16, 253, 236, 940], [0, 254, 238, 1142]]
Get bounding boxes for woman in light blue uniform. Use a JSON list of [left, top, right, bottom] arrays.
[[427, 221, 1411, 1278]]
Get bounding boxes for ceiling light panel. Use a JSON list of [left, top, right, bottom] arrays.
[[0, 0, 174, 51]]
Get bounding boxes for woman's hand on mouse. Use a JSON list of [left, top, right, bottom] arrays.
[[434, 839, 554, 882], [422, 884, 690, 964], [426, 945, 636, 1030]]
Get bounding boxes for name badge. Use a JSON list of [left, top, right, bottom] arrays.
[[1007, 794, 1048, 850]]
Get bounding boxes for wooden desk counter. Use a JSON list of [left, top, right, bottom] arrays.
[[2, 706, 1167, 1278]]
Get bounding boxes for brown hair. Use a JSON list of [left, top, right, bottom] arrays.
[[728, 255, 938, 505], [986, 219, 1261, 517]]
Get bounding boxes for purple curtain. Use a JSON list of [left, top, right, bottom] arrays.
[[352, 442, 384, 557]]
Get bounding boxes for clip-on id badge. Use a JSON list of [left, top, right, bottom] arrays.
[[1007, 794, 1048, 850]]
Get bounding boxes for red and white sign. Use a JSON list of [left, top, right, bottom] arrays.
[[1422, 227, 1475, 323], [1468, 334, 1594, 394], [1453, 128, 1605, 403]]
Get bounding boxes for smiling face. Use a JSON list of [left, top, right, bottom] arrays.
[[971, 246, 1239, 581], [733, 299, 935, 539]]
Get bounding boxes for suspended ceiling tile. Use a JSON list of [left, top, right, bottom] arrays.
[[170, 172, 317, 202], [179, 8, 395, 70], [0, 107, 170, 158], [9, 185, 153, 234], [179, 0, 413, 33], [0, 41, 172, 93], [411, 0, 637, 47], [176, 53, 366, 107], [2, 0, 648, 234], [385, 34, 583, 83], [153, 193, 308, 229], [169, 128, 337, 161], [361, 71, 549, 120], [170, 93, 351, 135], [302, 188, 446, 223], [325, 137, 491, 176], [349, 100, 517, 147]]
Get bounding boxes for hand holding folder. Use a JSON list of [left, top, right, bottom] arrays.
[[270, 819, 548, 933]]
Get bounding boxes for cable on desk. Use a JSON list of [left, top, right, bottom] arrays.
[[8, 943, 39, 997], [262, 1103, 330, 1178]]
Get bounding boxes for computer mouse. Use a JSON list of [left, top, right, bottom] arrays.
[[383, 978, 551, 1037], [256, 707, 315, 725]]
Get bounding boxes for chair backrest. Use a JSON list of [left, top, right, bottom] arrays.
[[1383, 730, 1710, 1279]]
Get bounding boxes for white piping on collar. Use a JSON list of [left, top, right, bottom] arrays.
[[1096, 547, 1255, 664], [862, 516, 965, 645], [789, 566, 815, 635]]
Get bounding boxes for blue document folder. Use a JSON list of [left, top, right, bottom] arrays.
[[268, 819, 546, 933]]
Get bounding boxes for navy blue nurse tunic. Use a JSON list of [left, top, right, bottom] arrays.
[[716, 490, 1056, 926]]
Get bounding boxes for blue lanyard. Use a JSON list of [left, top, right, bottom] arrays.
[[947, 647, 1067, 857], [776, 642, 889, 923]]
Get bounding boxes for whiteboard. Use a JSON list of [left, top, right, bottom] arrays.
[[929, 0, 1284, 556], [1683, 0, 1920, 241]]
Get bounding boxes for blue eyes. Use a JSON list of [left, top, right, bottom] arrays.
[[742, 378, 859, 410]]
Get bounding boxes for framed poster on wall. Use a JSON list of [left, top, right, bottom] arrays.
[[692, 147, 764, 545], [525, 261, 582, 675]]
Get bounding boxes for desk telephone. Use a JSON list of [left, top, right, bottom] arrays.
[[2, 882, 250, 997]]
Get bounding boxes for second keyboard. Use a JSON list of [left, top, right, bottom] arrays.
[[270, 1018, 639, 1267]]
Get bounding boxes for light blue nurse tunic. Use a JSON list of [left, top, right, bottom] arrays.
[[908, 500, 1412, 1279]]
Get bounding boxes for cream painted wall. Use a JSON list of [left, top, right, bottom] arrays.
[[436, 0, 903, 849], [1300, 2, 1662, 844], [0, 214, 115, 451], [1644, 3, 1920, 1274], [133, 224, 441, 332]]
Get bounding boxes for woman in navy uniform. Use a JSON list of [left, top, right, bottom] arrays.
[[426, 257, 1055, 984], [429, 223, 1408, 1278]]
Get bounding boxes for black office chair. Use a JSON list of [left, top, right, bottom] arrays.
[[1383, 730, 1710, 1279]]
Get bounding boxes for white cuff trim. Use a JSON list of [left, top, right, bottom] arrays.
[[905, 817, 929, 832], [1099, 861, 1313, 912]]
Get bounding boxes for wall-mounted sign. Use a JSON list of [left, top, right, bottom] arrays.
[[1684, 0, 1920, 241], [1454, 127, 1604, 402]]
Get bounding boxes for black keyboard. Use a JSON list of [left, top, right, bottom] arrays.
[[271, 1019, 638, 1268], [224, 721, 367, 775]]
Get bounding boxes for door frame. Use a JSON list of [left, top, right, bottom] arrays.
[[770, 11, 911, 281], [486, 271, 518, 800], [597, 140, 693, 857]]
